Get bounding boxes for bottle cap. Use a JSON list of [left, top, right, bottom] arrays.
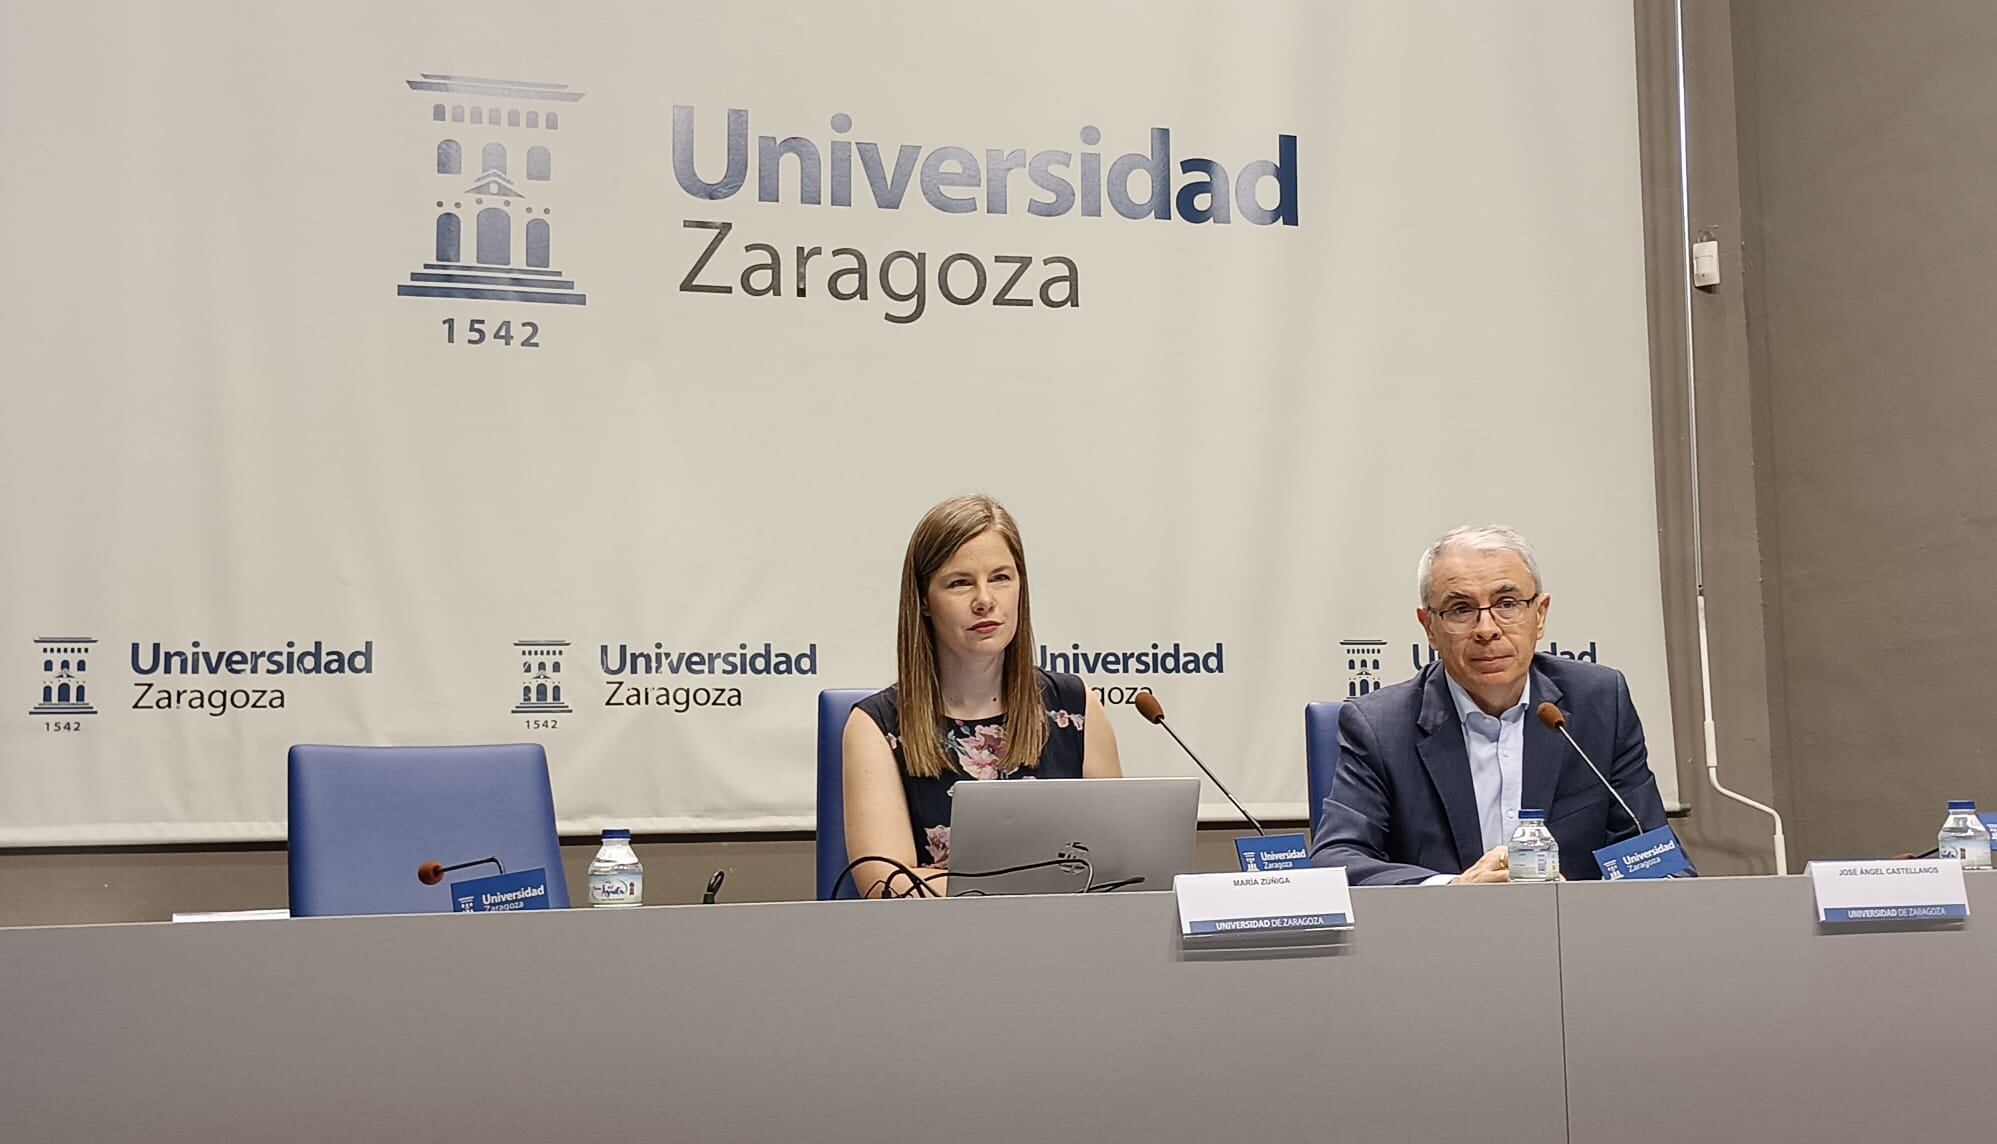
[[1947, 800, 1977, 812], [602, 828, 632, 840]]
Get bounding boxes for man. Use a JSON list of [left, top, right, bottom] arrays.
[[1311, 524, 1679, 884]]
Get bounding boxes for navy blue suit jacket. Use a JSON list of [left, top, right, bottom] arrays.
[[1310, 654, 1679, 885]]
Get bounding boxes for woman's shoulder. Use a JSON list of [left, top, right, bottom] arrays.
[[853, 684, 901, 733]]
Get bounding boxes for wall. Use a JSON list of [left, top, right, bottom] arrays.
[[1728, 0, 1997, 859], [1634, 0, 1792, 875], [1634, 0, 1997, 869]]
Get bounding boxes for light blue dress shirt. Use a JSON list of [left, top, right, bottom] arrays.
[[1423, 674, 1531, 883]]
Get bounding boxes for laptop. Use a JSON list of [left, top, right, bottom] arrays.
[[944, 777, 1201, 896]]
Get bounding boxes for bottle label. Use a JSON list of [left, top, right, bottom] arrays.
[[589, 873, 643, 906], [1508, 845, 1559, 882], [1938, 841, 1991, 869]]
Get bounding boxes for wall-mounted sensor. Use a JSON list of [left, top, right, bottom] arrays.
[[1691, 240, 1720, 289]]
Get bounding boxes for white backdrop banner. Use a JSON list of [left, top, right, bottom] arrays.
[[0, 0, 1676, 844]]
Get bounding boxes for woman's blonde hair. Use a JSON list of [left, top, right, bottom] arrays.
[[895, 494, 1048, 779]]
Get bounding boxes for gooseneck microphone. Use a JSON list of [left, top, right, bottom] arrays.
[[417, 856, 505, 886], [1133, 691, 1265, 836], [1535, 702, 1641, 830]]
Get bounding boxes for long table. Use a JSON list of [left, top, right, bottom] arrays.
[[1, 875, 1989, 1143]]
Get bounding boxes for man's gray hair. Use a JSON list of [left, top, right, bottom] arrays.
[[1416, 524, 1544, 606]]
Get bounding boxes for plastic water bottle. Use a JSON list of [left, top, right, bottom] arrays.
[[587, 828, 644, 907], [1508, 810, 1560, 882], [1937, 801, 1992, 870]]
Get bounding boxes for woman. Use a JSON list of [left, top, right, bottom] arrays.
[[843, 494, 1121, 897]]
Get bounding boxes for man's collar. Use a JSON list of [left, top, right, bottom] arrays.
[[1443, 670, 1530, 726]]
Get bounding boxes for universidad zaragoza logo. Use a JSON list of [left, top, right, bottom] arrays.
[[398, 74, 586, 307]]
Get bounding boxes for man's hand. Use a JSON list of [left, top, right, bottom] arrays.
[[1454, 846, 1511, 884]]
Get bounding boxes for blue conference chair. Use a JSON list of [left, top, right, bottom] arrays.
[[1305, 702, 1342, 839], [288, 743, 570, 917], [816, 689, 874, 900]]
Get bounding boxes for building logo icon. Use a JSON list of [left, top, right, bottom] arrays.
[[398, 75, 587, 306], [512, 640, 572, 714], [32, 637, 98, 716], [1341, 639, 1387, 699]]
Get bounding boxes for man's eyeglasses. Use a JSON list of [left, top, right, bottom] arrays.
[[1426, 595, 1540, 633]]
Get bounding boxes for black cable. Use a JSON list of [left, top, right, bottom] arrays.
[[880, 865, 940, 899], [913, 853, 1095, 896], [841, 850, 1115, 899], [832, 854, 906, 899], [862, 876, 893, 899], [832, 854, 940, 900]]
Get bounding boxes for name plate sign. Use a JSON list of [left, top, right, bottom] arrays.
[[451, 867, 555, 913], [1595, 826, 1693, 880], [1234, 832, 1311, 872], [1174, 866, 1352, 937], [1809, 859, 1969, 923]]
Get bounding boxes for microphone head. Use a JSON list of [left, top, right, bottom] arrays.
[[1535, 702, 1566, 731], [416, 861, 445, 886], [1132, 691, 1166, 724]]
